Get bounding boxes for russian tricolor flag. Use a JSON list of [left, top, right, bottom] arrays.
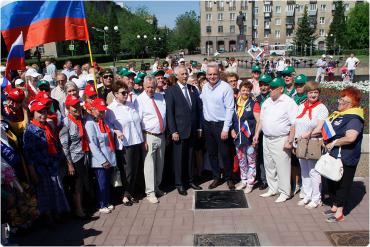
[[322, 119, 336, 141], [241, 120, 251, 138], [5, 32, 25, 81], [1, 1, 89, 51]]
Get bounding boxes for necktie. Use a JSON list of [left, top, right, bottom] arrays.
[[183, 85, 192, 108], [151, 98, 164, 133]]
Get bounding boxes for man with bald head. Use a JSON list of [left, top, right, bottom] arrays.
[[166, 66, 202, 195]]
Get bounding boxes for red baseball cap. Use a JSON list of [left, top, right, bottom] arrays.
[[35, 91, 52, 106], [29, 100, 48, 112], [65, 95, 81, 107], [84, 84, 97, 97], [90, 98, 108, 111], [7, 88, 25, 102]]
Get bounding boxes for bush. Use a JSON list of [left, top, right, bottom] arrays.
[[25, 54, 112, 68], [341, 49, 369, 56]]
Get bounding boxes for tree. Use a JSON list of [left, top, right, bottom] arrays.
[[170, 11, 200, 53], [294, 6, 316, 56], [326, 1, 346, 54], [345, 2, 369, 50]]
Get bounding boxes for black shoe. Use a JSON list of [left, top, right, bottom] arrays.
[[208, 179, 222, 189], [259, 182, 268, 190], [227, 180, 235, 190], [189, 183, 202, 190], [177, 186, 188, 196]]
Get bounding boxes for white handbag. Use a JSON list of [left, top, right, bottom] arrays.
[[315, 147, 344, 182]]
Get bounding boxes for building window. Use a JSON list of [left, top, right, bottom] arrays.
[[264, 31, 269, 38], [319, 29, 325, 36], [299, 5, 304, 13], [218, 13, 223, 21], [253, 30, 258, 38], [219, 0, 224, 8], [287, 5, 295, 12], [320, 4, 327, 11], [206, 26, 211, 33], [240, 0, 247, 10], [253, 19, 258, 26], [264, 5, 271, 12], [309, 3, 317, 11], [230, 25, 235, 33], [319, 17, 325, 24], [206, 14, 212, 21], [344, 3, 349, 11], [275, 5, 281, 13], [275, 18, 281, 25], [38, 45, 45, 54], [230, 13, 236, 20], [218, 26, 223, 33], [254, 7, 258, 14], [264, 21, 270, 28], [275, 30, 280, 38], [205, 1, 212, 8]]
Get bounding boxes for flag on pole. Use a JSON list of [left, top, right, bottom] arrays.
[[322, 119, 336, 141], [240, 120, 251, 138], [1, 1, 89, 50], [5, 32, 25, 81], [1, 77, 12, 94]]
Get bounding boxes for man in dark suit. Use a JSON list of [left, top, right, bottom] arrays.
[[165, 65, 203, 195]]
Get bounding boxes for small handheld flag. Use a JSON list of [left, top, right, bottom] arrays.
[[240, 120, 251, 138], [5, 32, 25, 81], [322, 119, 336, 141]]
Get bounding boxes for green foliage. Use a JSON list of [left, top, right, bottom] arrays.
[[327, 1, 346, 54], [294, 6, 317, 56], [26, 54, 112, 68], [170, 11, 200, 52], [345, 2, 369, 49]]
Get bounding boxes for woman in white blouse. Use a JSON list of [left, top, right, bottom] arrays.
[[294, 82, 329, 209], [106, 80, 144, 206]]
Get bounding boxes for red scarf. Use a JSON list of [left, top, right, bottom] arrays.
[[31, 119, 58, 155], [97, 118, 115, 152], [296, 100, 322, 120], [68, 114, 90, 152]]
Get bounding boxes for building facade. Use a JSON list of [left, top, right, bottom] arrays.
[[200, 0, 361, 55]]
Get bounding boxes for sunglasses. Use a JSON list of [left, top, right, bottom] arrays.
[[117, 90, 128, 96], [103, 74, 113, 79], [283, 74, 293, 77]]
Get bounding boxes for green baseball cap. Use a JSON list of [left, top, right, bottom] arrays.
[[282, 66, 295, 75], [134, 77, 143, 84], [137, 71, 147, 79], [36, 80, 50, 88], [252, 65, 261, 73], [294, 74, 307, 84], [119, 68, 136, 77], [152, 70, 165, 77], [259, 74, 272, 84], [191, 61, 198, 67], [270, 77, 285, 88]]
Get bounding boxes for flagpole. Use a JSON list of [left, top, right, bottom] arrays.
[[81, 1, 98, 92]]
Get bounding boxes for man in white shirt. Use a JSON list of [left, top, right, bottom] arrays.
[[225, 57, 238, 73], [135, 75, 166, 204], [276, 57, 286, 77], [345, 53, 360, 82], [62, 60, 76, 80], [315, 55, 327, 83], [253, 77, 298, 203], [51, 72, 67, 115]]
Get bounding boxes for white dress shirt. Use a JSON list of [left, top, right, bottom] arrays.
[[200, 80, 234, 132], [346, 57, 360, 70], [135, 91, 166, 134], [106, 99, 144, 149], [177, 82, 192, 105], [260, 94, 298, 137], [61, 68, 76, 80]]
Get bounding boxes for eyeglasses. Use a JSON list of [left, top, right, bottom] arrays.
[[338, 98, 351, 104], [117, 91, 128, 96], [57, 80, 66, 83], [283, 74, 293, 78], [103, 75, 113, 79]]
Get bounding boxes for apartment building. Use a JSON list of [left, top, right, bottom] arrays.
[[200, 0, 362, 55]]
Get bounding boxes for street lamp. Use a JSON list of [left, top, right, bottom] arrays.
[[137, 34, 147, 60], [330, 33, 336, 56], [92, 26, 108, 55]]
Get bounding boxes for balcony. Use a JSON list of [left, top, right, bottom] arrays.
[[264, 24, 270, 29], [310, 0, 317, 3], [240, 6, 247, 10], [264, 1, 272, 4], [205, 7, 212, 11], [308, 9, 318, 16], [286, 9, 295, 17], [286, 23, 294, 29], [229, 6, 236, 11], [287, 0, 295, 4], [264, 12, 271, 18], [217, 7, 224, 11]]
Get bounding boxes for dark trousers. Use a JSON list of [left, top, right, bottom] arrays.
[[116, 144, 142, 198], [94, 167, 112, 209], [203, 121, 232, 181], [256, 132, 267, 184], [172, 136, 194, 187], [327, 164, 357, 208]]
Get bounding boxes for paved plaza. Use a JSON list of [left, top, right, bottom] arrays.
[[17, 177, 368, 246]]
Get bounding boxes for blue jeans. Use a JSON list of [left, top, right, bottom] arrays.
[[94, 167, 112, 209], [349, 69, 355, 82]]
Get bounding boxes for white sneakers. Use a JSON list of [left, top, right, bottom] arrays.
[[305, 201, 322, 209], [107, 204, 114, 210], [259, 190, 277, 198], [297, 199, 310, 206], [99, 207, 111, 214], [147, 194, 159, 204], [236, 183, 247, 190], [243, 185, 253, 194], [274, 194, 290, 203]]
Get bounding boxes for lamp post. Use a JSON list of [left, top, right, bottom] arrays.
[[330, 33, 336, 56], [106, 26, 119, 67], [92, 26, 108, 54], [137, 34, 147, 62], [153, 36, 162, 57]]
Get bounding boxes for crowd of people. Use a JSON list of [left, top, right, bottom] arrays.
[[0, 54, 365, 239]]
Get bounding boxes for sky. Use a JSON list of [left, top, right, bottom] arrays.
[[118, 1, 200, 29]]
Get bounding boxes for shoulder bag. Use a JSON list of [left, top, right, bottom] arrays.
[[295, 138, 323, 160], [315, 147, 343, 182]]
